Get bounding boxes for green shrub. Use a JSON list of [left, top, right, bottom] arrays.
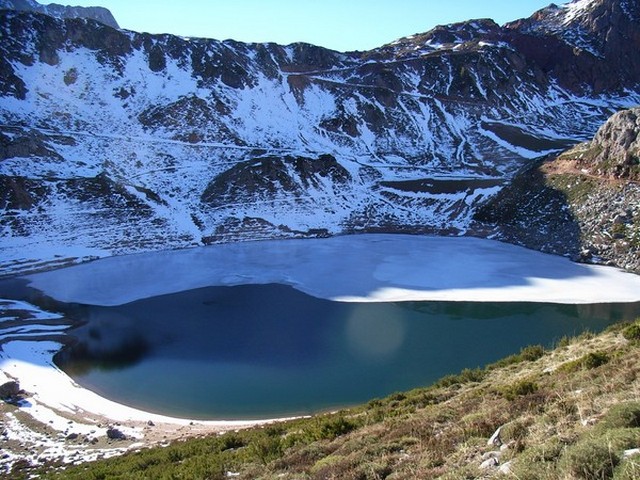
[[583, 351, 610, 369], [614, 454, 640, 480], [490, 344, 545, 369], [434, 368, 485, 388], [248, 435, 283, 465], [597, 428, 640, 452], [622, 322, 640, 342], [500, 380, 539, 401], [560, 437, 619, 479], [318, 416, 356, 440], [599, 403, 640, 430], [559, 351, 610, 373]]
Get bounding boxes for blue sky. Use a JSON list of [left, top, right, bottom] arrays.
[[71, 0, 556, 51]]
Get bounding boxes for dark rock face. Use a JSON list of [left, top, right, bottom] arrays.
[[106, 427, 126, 440], [504, 0, 640, 92], [202, 154, 352, 207]]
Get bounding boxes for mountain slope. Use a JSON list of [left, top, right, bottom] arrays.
[[474, 106, 640, 273], [0, 0, 639, 275]]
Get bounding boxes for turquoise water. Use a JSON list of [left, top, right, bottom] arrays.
[[48, 283, 640, 420]]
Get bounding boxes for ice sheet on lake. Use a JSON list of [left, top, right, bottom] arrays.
[[23, 234, 640, 306]]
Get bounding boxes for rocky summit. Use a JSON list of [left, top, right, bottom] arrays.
[[0, 0, 639, 275]]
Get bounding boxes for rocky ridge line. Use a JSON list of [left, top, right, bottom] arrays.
[[0, 0, 119, 29]]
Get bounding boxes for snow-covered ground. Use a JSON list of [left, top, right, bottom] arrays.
[[1, 234, 640, 473]]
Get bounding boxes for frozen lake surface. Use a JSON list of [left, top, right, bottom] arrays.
[[24, 234, 640, 305]]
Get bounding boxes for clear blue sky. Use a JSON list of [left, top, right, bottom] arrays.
[[69, 0, 556, 51]]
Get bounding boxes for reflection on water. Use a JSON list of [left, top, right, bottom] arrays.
[[43, 284, 640, 420]]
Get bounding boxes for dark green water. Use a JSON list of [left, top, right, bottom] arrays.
[[45, 283, 640, 420]]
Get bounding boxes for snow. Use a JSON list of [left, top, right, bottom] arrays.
[[0, 340, 266, 427], [24, 234, 640, 306], [562, 0, 598, 25]]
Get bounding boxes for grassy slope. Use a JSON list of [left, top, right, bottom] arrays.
[[13, 319, 638, 480]]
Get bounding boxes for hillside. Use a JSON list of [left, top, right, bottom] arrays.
[[4, 319, 635, 479], [1, 0, 639, 275], [474, 106, 640, 273]]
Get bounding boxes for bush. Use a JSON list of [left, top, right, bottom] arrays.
[[598, 428, 640, 452], [599, 403, 640, 430], [614, 454, 640, 480], [559, 351, 610, 373], [434, 368, 486, 388], [490, 345, 545, 369], [583, 351, 610, 369], [560, 437, 619, 479], [622, 322, 640, 342], [500, 380, 539, 401]]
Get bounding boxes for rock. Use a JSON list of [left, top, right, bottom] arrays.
[[587, 108, 640, 181], [487, 426, 502, 447], [5, 0, 120, 29], [480, 457, 499, 469], [499, 460, 513, 474], [482, 450, 502, 461], [623, 448, 640, 458], [0, 381, 20, 399], [106, 427, 126, 440], [66, 433, 79, 440], [147, 420, 155, 427]]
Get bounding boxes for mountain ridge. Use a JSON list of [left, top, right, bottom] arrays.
[[0, 0, 118, 28]]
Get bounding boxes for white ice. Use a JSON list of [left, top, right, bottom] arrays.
[[24, 234, 640, 306]]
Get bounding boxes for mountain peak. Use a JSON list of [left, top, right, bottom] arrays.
[[0, 0, 119, 29], [502, 0, 640, 92]]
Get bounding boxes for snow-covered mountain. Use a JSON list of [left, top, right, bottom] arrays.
[[0, 0, 118, 28], [1, 0, 639, 275]]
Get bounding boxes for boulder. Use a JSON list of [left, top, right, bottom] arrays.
[[0, 380, 20, 399], [106, 427, 126, 440]]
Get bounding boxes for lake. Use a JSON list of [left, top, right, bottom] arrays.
[[45, 285, 640, 419], [2, 234, 640, 419]]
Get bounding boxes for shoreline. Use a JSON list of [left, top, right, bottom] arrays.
[[0, 301, 295, 473]]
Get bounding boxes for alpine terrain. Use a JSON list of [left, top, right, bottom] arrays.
[[1, 0, 639, 274]]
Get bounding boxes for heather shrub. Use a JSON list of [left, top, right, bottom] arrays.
[[599, 403, 640, 430], [559, 437, 619, 479], [622, 322, 640, 342]]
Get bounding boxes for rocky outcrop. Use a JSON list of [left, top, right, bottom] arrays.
[[0, 380, 20, 399], [201, 154, 352, 207], [0, 0, 119, 29], [474, 107, 640, 273], [566, 107, 640, 180]]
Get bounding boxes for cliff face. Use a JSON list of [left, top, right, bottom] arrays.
[[475, 107, 640, 273], [575, 108, 640, 180], [0, 0, 639, 274]]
